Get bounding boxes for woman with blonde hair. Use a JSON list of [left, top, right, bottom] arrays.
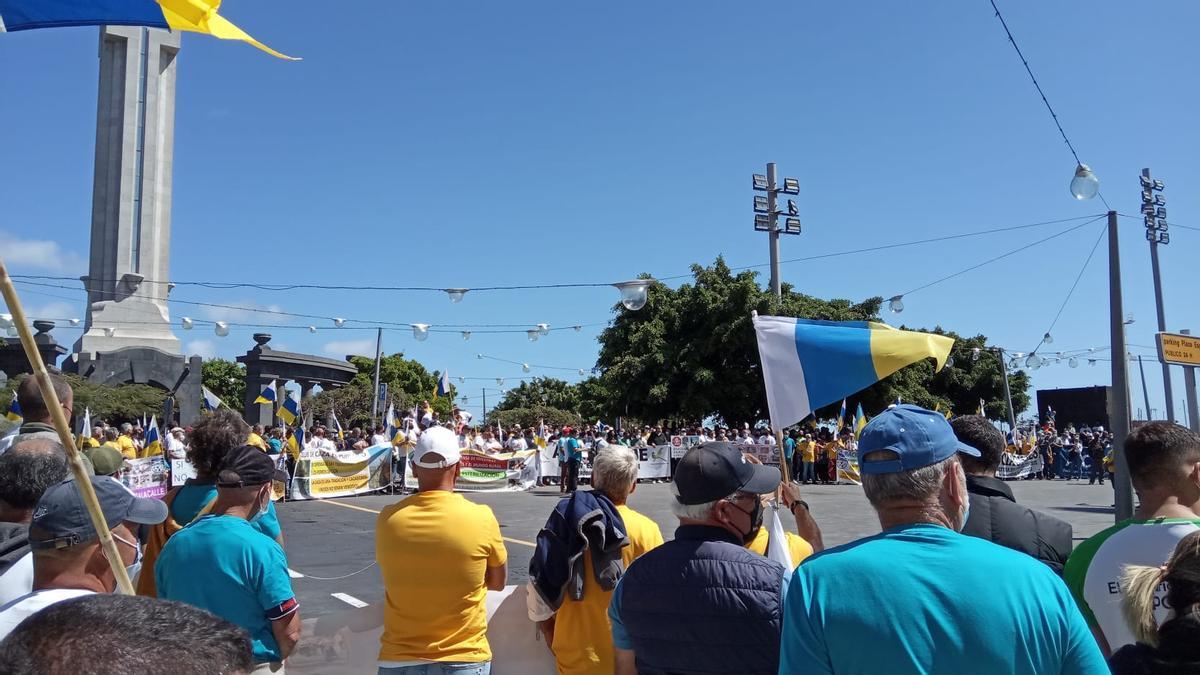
[[1111, 530, 1200, 673]]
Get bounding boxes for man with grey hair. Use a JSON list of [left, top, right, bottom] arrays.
[[530, 445, 662, 675], [780, 404, 1106, 674], [607, 442, 787, 675]]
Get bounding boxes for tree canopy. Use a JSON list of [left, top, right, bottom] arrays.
[[309, 352, 457, 428], [201, 359, 245, 409], [591, 257, 1029, 426]]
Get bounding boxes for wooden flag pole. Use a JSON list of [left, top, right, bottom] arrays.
[[0, 256, 135, 595]]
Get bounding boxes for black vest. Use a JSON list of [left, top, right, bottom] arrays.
[[618, 525, 785, 675]]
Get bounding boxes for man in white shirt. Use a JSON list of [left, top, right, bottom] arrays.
[[165, 427, 187, 460], [507, 432, 528, 453], [309, 427, 338, 455], [0, 475, 167, 640], [371, 426, 390, 447]]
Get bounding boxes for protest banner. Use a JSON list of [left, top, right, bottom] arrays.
[[170, 458, 197, 486], [997, 451, 1044, 480], [669, 435, 686, 459], [405, 449, 539, 493], [836, 449, 861, 485], [290, 444, 393, 501], [743, 443, 780, 465], [637, 445, 671, 479], [122, 456, 170, 499]]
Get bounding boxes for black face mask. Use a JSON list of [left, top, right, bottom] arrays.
[[726, 497, 764, 546]]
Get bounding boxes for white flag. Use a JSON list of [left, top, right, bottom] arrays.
[[764, 503, 794, 571]]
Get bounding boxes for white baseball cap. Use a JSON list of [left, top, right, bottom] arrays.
[[411, 426, 462, 468]]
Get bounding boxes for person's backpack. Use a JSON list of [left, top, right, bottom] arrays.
[[134, 487, 215, 597]]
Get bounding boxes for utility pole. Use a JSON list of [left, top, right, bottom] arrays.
[[751, 163, 802, 299], [996, 348, 1018, 432], [1107, 210, 1134, 521], [1137, 355, 1153, 421], [1141, 169, 1174, 422], [370, 327, 383, 426]]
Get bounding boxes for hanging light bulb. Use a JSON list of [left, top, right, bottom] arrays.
[[536, 323, 550, 336], [181, 317, 194, 330], [444, 288, 468, 303], [308, 326, 317, 333], [476, 353, 483, 359], [613, 280, 652, 311], [573, 325, 582, 332], [333, 318, 346, 328], [526, 330, 539, 342], [1042, 332, 1053, 345], [1069, 357, 1079, 368], [971, 347, 981, 362], [1008, 358, 1020, 370], [411, 324, 429, 341], [457, 376, 465, 384], [461, 331, 471, 340], [214, 321, 230, 337], [522, 363, 531, 373], [496, 378, 504, 386], [1070, 163, 1100, 200], [1025, 354, 1042, 368], [1088, 359, 1097, 367], [68, 318, 80, 327], [887, 295, 904, 313], [578, 369, 586, 376]]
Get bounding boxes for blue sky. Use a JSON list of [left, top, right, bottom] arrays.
[[2, 1, 1198, 422]]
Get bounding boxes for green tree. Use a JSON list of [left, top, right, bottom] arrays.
[[201, 359, 246, 409], [494, 377, 580, 413], [306, 352, 457, 428], [594, 257, 1028, 427], [491, 405, 580, 429]]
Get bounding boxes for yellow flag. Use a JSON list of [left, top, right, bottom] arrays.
[[158, 0, 299, 60]]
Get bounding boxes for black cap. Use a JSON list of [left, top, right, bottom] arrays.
[[673, 442, 781, 505], [31, 476, 168, 550], [216, 445, 288, 488]]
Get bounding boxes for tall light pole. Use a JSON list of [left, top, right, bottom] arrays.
[[1183, 330, 1200, 433], [1107, 210, 1134, 521], [1141, 169, 1174, 422], [995, 348, 1018, 432], [752, 163, 802, 299]]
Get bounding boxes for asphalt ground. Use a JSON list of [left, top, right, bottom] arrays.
[[278, 477, 1121, 619]]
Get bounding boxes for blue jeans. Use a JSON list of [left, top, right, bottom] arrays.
[[802, 461, 815, 482], [379, 663, 491, 675]]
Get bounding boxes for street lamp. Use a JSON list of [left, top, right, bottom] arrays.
[[888, 295, 905, 314], [752, 162, 803, 298], [522, 363, 531, 373], [214, 321, 229, 337], [536, 323, 550, 336], [1042, 332, 1054, 345], [613, 280, 651, 311], [411, 324, 429, 341], [332, 318, 346, 328], [526, 330, 539, 342], [1070, 163, 1100, 200], [461, 331, 471, 340], [308, 326, 317, 333], [445, 288, 468, 303], [181, 317, 193, 330]]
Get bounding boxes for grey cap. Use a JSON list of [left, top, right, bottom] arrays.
[[30, 476, 168, 550]]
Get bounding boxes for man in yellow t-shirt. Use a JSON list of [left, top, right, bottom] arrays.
[[246, 424, 267, 451], [376, 426, 507, 672], [537, 445, 664, 675], [116, 423, 137, 460], [798, 435, 817, 484]]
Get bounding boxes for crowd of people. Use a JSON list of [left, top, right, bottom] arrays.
[[2, 372, 1200, 674]]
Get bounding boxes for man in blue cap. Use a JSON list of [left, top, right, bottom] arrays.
[[779, 404, 1107, 675]]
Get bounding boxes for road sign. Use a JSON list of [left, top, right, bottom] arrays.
[[1157, 332, 1200, 367]]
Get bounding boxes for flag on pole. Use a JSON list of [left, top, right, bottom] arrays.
[[279, 389, 301, 426], [853, 403, 867, 440], [763, 505, 795, 571], [202, 386, 224, 412], [78, 407, 92, 443], [385, 403, 402, 445], [143, 416, 163, 456], [254, 380, 278, 405], [286, 425, 305, 461], [836, 399, 848, 432], [753, 315, 954, 432], [978, 398, 986, 416], [435, 371, 451, 399], [6, 392, 22, 423], [0, 0, 298, 59], [329, 410, 344, 442]]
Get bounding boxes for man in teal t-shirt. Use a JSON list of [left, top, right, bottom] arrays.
[[157, 446, 300, 668], [780, 405, 1107, 675]]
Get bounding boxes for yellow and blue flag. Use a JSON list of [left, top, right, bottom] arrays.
[[5, 392, 22, 423], [0, 0, 297, 59], [254, 380, 277, 405], [853, 403, 866, 439], [279, 389, 301, 426], [286, 425, 304, 460], [143, 416, 162, 456], [753, 315, 954, 432], [384, 403, 403, 445], [836, 398, 847, 432]]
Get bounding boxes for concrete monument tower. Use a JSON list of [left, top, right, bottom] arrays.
[[66, 26, 202, 424], [74, 26, 181, 354]]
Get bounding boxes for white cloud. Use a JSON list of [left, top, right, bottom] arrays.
[[197, 300, 285, 323], [323, 339, 375, 357], [0, 232, 86, 273], [20, 301, 80, 323], [185, 339, 219, 359]]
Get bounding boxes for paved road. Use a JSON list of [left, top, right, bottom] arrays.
[[278, 477, 1120, 618]]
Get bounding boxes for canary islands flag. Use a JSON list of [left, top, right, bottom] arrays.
[[254, 380, 278, 405], [6, 393, 22, 423], [853, 403, 866, 439], [384, 403, 402, 445], [753, 315, 954, 432], [286, 425, 304, 460], [201, 385, 224, 412], [435, 371, 451, 399], [144, 416, 163, 456], [279, 389, 301, 426], [0, 0, 297, 59], [836, 398, 847, 432]]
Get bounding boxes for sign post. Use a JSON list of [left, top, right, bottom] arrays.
[[1159, 331, 1200, 432]]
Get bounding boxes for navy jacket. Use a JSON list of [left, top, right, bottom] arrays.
[[528, 490, 628, 611]]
